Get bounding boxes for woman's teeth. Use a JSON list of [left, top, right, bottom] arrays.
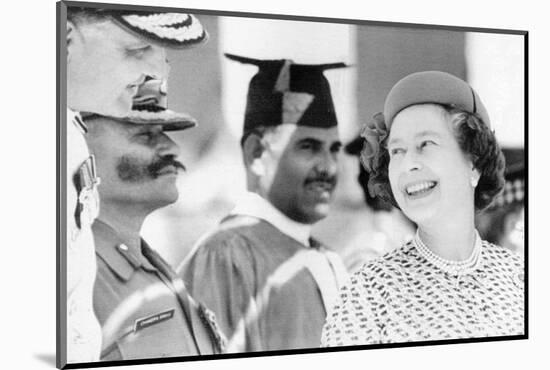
[[406, 181, 436, 196]]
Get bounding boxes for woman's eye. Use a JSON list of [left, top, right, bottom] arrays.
[[390, 148, 405, 156], [420, 140, 436, 149]]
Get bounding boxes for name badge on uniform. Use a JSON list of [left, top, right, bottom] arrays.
[[75, 155, 101, 229], [133, 309, 175, 333]]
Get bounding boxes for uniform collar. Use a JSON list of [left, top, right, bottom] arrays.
[[231, 192, 312, 247], [92, 219, 157, 281], [67, 108, 88, 134]]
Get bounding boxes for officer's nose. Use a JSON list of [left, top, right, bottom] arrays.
[[158, 132, 181, 158], [144, 46, 170, 80]]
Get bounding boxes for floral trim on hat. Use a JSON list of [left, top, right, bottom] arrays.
[[359, 112, 392, 200], [359, 112, 387, 172]]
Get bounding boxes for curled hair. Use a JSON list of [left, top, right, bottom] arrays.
[[449, 107, 506, 210], [365, 105, 505, 211]]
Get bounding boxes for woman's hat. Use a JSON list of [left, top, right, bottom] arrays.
[[383, 71, 490, 128]]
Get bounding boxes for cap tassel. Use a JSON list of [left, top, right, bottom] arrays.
[[274, 60, 293, 93]]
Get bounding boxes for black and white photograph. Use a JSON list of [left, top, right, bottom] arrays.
[[56, 0, 528, 367], [6, 0, 548, 369]]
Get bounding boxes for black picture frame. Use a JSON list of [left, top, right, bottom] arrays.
[[57, 1, 528, 368]]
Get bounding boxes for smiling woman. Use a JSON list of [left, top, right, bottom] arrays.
[[321, 71, 524, 346], [387, 104, 499, 229]]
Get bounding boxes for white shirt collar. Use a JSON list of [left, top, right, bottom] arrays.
[[231, 192, 312, 247]]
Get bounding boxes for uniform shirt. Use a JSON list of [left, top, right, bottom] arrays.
[[66, 109, 102, 363], [180, 192, 348, 352], [92, 220, 224, 361], [321, 239, 524, 346]]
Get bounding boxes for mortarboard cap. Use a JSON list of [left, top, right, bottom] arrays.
[[225, 53, 347, 136]]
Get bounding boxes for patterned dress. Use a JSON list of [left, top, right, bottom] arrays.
[[321, 239, 524, 346]]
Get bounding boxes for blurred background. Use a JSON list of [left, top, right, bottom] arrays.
[[140, 14, 525, 272]]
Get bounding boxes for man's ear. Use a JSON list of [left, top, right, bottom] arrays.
[[243, 133, 266, 177], [67, 20, 82, 61], [67, 21, 75, 60]]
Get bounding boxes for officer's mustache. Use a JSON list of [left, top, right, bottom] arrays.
[[148, 156, 186, 178]]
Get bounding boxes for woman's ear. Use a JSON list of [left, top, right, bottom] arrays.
[[243, 133, 266, 177], [470, 167, 481, 188]]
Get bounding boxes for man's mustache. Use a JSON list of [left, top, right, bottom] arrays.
[[304, 173, 337, 187], [148, 156, 186, 177]]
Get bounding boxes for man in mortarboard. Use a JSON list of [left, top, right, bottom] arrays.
[[178, 54, 349, 352], [84, 79, 225, 361], [63, 4, 208, 364]]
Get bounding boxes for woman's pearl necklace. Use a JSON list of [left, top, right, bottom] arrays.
[[413, 229, 483, 278]]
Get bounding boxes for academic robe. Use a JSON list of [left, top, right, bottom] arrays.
[[180, 215, 346, 352]]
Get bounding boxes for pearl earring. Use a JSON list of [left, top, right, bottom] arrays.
[[470, 176, 477, 187]]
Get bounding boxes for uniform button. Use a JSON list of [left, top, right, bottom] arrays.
[[119, 244, 128, 251]]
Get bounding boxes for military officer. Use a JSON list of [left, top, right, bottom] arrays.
[[65, 5, 208, 363], [84, 79, 225, 361]]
